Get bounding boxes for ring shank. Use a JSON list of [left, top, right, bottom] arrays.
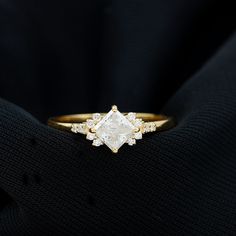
[[49, 113, 168, 122], [48, 113, 175, 133]]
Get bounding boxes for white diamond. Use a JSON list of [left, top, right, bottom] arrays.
[[134, 131, 142, 140], [134, 119, 143, 127], [94, 109, 135, 151], [92, 138, 103, 146], [127, 138, 136, 146], [86, 132, 96, 140], [71, 124, 78, 133], [92, 113, 101, 121], [71, 124, 87, 134], [86, 119, 95, 128], [144, 122, 156, 133], [127, 112, 136, 121]]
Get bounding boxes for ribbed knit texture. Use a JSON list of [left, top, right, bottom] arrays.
[[1, 0, 236, 235]]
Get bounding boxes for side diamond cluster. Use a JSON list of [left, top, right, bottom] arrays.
[[125, 112, 143, 146], [71, 113, 101, 136], [143, 122, 157, 133], [84, 113, 103, 146], [87, 112, 144, 147], [71, 111, 145, 150], [71, 123, 88, 134]]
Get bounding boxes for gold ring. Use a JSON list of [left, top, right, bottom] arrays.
[[48, 105, 175, 153]]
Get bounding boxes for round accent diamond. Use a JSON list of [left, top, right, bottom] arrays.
[[86, 132, 96, 140], [92, 139, 103, 146], [134, 131, 142, 140], [127, 112, 136, 121], [144, 122, 156, 133], [92, 113, 101, 121], [71, 124, 87, 134], [86, 119, 95, 128], [127, 138, 136, 146], [71, 124, 78, 133], [134, 119, 143, 127]]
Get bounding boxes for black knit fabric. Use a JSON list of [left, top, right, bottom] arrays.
[[1, 0, 236, 235]]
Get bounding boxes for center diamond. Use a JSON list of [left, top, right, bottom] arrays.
[[94, 108, 135, 152]]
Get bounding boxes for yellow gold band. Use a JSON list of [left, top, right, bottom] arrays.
[[47, 105, 175, 153], [48, 113, 175, 133]]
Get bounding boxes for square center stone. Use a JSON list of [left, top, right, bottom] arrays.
[[94, 110, 135, 151]]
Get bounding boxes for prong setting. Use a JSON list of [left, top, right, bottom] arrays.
[[91, 127, 96, 133], [112, 148, 118, 153], [112, 105, 118, 112], [78, 105, 144, 153]]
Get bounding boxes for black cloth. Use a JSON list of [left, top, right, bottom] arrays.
[[1, 0, 236, 235]]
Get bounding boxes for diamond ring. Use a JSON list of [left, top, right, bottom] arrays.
[[48, 105, 175, 153]]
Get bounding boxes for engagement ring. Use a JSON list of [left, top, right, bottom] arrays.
[[48, 105, 175, 153]]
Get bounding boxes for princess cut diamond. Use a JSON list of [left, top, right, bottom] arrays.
[[94, 108, 136, 152]]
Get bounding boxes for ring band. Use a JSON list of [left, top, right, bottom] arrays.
[[48, 105, 175, 153]]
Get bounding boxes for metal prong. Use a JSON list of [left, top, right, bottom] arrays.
[[112, 105, 118, 112], [134, 127, 139, 132], [140, 126, 145, 133], [91, 128, 96, 133], [112, 148, 118, 153]]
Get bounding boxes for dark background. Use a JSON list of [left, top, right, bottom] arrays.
[[1, 0, 236, 121], [1, 0, 236, 235]]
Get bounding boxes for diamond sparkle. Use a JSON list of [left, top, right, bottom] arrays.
[[94, 109, 136, 152], [75, 105, 145, 153]]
